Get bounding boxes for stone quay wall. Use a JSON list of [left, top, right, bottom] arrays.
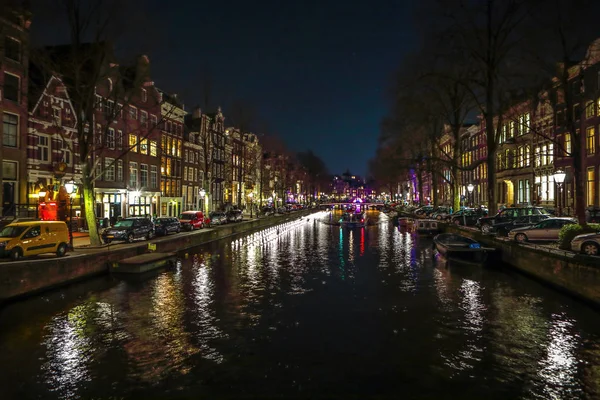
[[446, 225, 600, 308], [0, 210, 315, 304]]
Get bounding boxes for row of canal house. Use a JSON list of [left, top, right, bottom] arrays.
[[27, 55, 261, 221], [1, 5, 281, 222], [429, 38, 600, 215]]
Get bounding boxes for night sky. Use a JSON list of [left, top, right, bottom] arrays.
[[31, 0, 417, 177]]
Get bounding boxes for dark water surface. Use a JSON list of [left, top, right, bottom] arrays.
[[1, 211, 600, 399]]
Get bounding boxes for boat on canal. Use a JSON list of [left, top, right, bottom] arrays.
[[415, 219, 441, 235], [433, 233, 491, 264], [398, 217, 415, 228], [339, 210, 367, 228]]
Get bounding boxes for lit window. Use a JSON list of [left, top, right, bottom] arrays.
[[587, 167, 595, 207], [150, 140, 157, 157], [586, 127, 596, 155], [140, 138, 148, 155], [129, 134, 138, 152]]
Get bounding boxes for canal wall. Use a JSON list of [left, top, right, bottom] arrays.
[[446, 225, 600, 307], [0, 210, 315, 304]]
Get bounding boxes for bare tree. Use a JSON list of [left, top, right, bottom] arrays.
[[431, 0, 533, 213], [30, 0, 176, 245]]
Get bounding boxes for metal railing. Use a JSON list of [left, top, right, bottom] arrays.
[[1, 203, 38, 219]]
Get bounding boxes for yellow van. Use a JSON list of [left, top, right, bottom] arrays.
[[0, 221, 70, 260]]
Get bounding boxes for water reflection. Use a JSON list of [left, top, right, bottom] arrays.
[[191, 253, 225, 363], [536, 313, 580, 399], [1, 211, 600, 399], [42, 305, 93, 399]]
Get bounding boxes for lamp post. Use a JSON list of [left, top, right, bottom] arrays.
[[467, 183, 474, 208], [64, 180, 77, 250], [199, 188, 206, 214], [248, 192, 254, 218], [553, 169, 566, 216]]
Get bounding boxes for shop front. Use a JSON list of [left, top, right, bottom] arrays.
[[159, 196, 182, 217], [127, 191, 160, 218]]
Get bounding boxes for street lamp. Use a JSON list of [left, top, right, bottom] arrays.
[[199, 188, 206, 213], [248, 192, 254, 218], [553, 169, 566, 216], [467, 183, 474, 208], [64, 180, 77, 250]]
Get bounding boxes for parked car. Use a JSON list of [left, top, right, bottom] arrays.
[[571, 232, 600, 255], [507, 217, 576, 242], [450, 208, 487, 226], [262, 206, 275, 217], [209, 211, 228, 225], [477, 206, 549, 234], [102, 217, 155, 243], [431, 207, 451, 220], [226, 209, 243, 223], [414, 206, 434, 217], [491, 214, 551, 237], [153, 217, 181, 236], [179, 211, 206, 230], [586, 207, 600, 223], [0, 221, 70, 260]]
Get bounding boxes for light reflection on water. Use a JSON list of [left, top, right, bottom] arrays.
[[0, 211, 599, 399]]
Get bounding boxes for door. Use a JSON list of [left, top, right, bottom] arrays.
[[133, 220, 142, 238], [529, 219, 552, 240], [21, 225, 44, 255], [2, 182, 15, 216]]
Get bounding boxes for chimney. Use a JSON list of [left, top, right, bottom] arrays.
[[192, 106, 201, 119]]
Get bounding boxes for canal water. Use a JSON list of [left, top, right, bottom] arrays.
[[1, 211, 600, 399]]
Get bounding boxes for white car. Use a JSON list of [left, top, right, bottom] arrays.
[[570, 232, 600, 256]]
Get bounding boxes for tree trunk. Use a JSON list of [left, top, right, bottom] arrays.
[[81, 167, 101, 246], [572, 140, 586, 225], [452, 165, 461, 212], [417, 170, 423, 204], [0, 123, 3, 214]]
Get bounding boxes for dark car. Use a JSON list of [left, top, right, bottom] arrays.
[[492, 214, 551, 237], [261, 206, 275, 217], [209, 211, 228, 225], [587, 207, 600, 223], [102, 217, 154, 243], [477, 206, 549, 234], [415, 205, 434, 217], [154, 217, 181, 236], [450, 208, 487, 226], [226, 209, 243, 223]]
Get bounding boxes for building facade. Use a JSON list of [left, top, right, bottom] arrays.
[[1, 5, 30, 217]]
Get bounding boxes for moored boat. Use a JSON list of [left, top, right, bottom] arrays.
[[340, 211, 367, 228], [416, 219, 441, 235], [398, 217, 415, 227], [433, 233, 491, 263]]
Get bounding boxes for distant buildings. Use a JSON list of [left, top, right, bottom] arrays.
[[0, 5, 319, 223]]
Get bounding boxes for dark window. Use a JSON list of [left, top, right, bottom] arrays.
[[3, 73, 19, 102], [5, 36, 20, 62], [3, 113, 18, 147]]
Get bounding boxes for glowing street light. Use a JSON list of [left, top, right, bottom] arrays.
[[65, 180, 77, 249], [553, 169, 566, 216]]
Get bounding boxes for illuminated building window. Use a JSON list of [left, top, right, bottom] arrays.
[[129, 134, 138, 152]]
